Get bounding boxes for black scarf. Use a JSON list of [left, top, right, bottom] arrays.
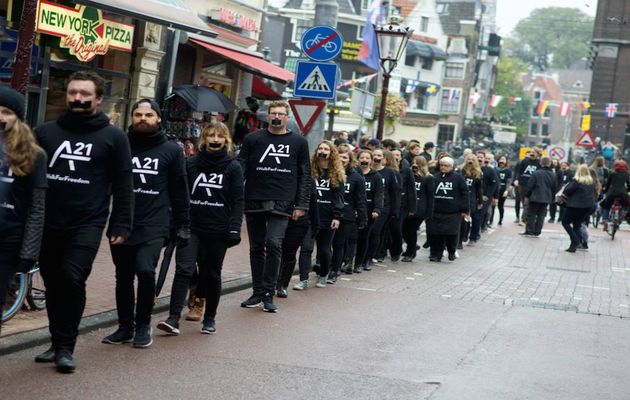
[[127, 127, 167, 153], [57, 110, 110, 132], [197, 148, 233, 170]]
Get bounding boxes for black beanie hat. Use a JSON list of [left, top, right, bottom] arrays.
[[131, 99, 162, 118], [0, 86, 26, 121]]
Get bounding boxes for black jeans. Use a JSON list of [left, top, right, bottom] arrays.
[[429, 234, 457, 259], [39, 225, 102, 353], [331, 220, 356, 274], [514, 190, 521, 220], [0, 242, 20, 333], [548, 202, 557, 221], [525, 201, 548, 235], [110, 238, 164, 328], [402, 216, 424, 258], [355, 217, 376, 267], [167, 233, 199, 321], [366, 211, 389, 263], [316, 228, 335, 277], [497, 196, 507, 223], [469, 206, 483, 241], [562, 207, 591, 246], [387, 215, 404, 258], [277, 222, 312, 288], [246, 212, 289, 295], [196, 235, 228, 323]]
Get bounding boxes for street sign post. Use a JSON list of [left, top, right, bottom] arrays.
[[351, 88, 376, 119], [288, 99, 326, 135], [575, 130, 596, 147], [549, 145, 568, 162], [300, 25, 343, 62], [293, 60, 338, 100]]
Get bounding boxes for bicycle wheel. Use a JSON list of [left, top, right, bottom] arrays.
[[611, 222, 619, 240], [2, 273, 27, 323], [26, 267, 46, 311]]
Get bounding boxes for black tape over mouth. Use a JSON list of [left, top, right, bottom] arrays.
[[0, 122, 6, 132], [208, 142, 223, 149], [68, 100, 92, 109], [317, 153, 328, 159]]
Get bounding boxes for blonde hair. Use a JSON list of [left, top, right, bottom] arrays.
[[574, 164, 593, 185], [198, 122, 233, 153], [337, 144, 356, 168], [588, 167, 602, 196], [311, 140, 346, 188], [383, 150, 399, 171], [3, 120, 45, 176], [460, 154, 482, 179], [413, 155, 429, 177]]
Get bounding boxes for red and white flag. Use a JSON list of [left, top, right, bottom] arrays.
[[508, 96, 522, 103], [559, 101, 570, 117], [469, 92, 482, 105], [489, 95, 503, 107], [605, 103, 618, 118]]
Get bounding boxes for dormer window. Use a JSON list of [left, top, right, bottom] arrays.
[[573, 80, 583, 88]]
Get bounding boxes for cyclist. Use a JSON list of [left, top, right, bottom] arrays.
[[600, 160, 630, 232], [0, 87, 47, 336]]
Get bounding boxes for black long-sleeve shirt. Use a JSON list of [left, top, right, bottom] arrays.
[[497, 167, 513, 194], [461, 173, 483, 210], [342, 167, 368, 226], [434, 171, 469, 214], [362, 168, 384, 215], [376, 166, 401, 217], [413, 174, 435, 219], [481, 165, 500, 200], [315, 169, 345, 229], [399, 160, 417, 215], [516, 157, 540, 187], [35, 111, 133, 237]]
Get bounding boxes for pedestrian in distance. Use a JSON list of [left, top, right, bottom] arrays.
[[34, 71, 134, 373], [478, 151, 499, 231], [514, 148, 541, 225], [237, 101, 310, 313], [371, 149, 400, 267], [420, 141, 435, 162], [547, 159, 560, 223], [390, 149, 417, 261], [459, 154, 483, 245], [157, 122, 243, 335], [600, 159, 630, 232], [427, 157, 469, 262], [103, 99, 190, 348], [561, 164, 597, 252], [0, 87, 47, 337], [521, 157, 556, 237], [495, 155, 512, 226], [311, 140, 345, 287], [401, 156, 434, 262]]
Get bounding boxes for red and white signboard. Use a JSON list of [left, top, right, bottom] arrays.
[[549, 146, 568, 162], [575, 130, 596, 147], [288, 99, 326, 135]]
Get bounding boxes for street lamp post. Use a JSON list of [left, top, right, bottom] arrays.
[[374, 17, 413, 141]]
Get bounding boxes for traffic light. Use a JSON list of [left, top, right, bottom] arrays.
[[487, 33, 501, 56]]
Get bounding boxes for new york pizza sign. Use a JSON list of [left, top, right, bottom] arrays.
[[36, 1, 134, 62]]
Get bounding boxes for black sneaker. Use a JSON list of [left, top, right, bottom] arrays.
[[240, 293, 264, 308], [353, 265, 362, 273], [156, 319, 180, 335], [276, 287, 288, 298], [391, 255, 400, 262], [326, 272, 337, 284], [54, 351, 76, 374], [200, 320, 216, 334], [448, 253, 456, 261], [363, 263, 372, 271], [34, 347, 56, 363], [401, 256, 413, 262], [132, 325, 153, 348], [577, 243, 589, 251], [102, 326, 134, 344], [262, 295, 277, 313]]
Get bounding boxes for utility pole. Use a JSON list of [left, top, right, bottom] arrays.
[[11, 0, 37, 95], [304, 0, 338, 151]]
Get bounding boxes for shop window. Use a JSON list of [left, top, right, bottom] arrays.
[[444, 62, 465, 79], [438, 124, 455, 144], [440, 88, 460, 114]]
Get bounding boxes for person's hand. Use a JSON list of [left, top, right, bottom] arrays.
[[371, 211, 379, 219], [513, 180, 519, 187], [175, 228, 191, 247], [292, 209, 306, 221], [110, 236, 125, 245], [331, 219, 340, 229], [358, 223, 366, 230], [491, 198, 498, 206], [16, 259, 36, 273], [502, 190, 508, 198], [477, 203, 484, 210], [227, 231, 241, 248]]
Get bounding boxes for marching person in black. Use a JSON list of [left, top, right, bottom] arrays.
[[311, 141, 345, 287], [102, 99, 190, 347], [158, 122, 243, 334], [562, 164, 597, 252], [34, 71, 134, 372], [370, 149, 400, 267], [390, 149, 416, 261], [353, 150, 384, 272], [330, 147, 367, 280], [522, 157, 556, 237], [0, 87, 47, 336], [402, 156, 434, 262], [238, 101, 310, 313], [427, 157, 469, 261], [459, 154, 483, 246], [494, 156, 512, 226], [514, 148, 541, 225], [479, 151, 499, 231], [556, 161, 574, 223]]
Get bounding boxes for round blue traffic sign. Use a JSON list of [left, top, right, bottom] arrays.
[[300, 25, 343, 62]]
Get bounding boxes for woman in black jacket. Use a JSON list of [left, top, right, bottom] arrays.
[[601, 160, 630, 229], [158, 122, 243, 335], [402, 156, 434, 262], [459, 154, 483, 246], [0, 88, 46, 335], [496, 155, 512, 225], [353, 150, 384, 272], [390, 149, 417, 261], [311, 141, 346, 287], [370, 149, 400, 267], [561, 165, 596, 253]]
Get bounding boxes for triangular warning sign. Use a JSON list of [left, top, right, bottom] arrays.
[[298, 66, 330, 92], [288, 99, 326, 135], [575, 130, 596, 147]]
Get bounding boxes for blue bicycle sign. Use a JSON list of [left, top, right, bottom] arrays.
[[300, 25, 343, 62]]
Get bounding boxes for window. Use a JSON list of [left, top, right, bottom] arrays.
[[440, 88, 460, 113], [438, 124, 456, 145], [420, 16, 429, 32], [405, 54, 415, 67], [533, 91, 542, 101], [543, 108, 550, 117], [436, 3, 449, 14], [531, 107, 538, 117], [362, 0, 371, 10], [530, 123, 538, 136], [416, 94, 427, 110], [444, 62, 465, 79], [357, 25, 365, 41], [573, 80, 583, 88], [541, 123, 549, 136], [292, 19, 310, 43], [422, 58, 433, 70]]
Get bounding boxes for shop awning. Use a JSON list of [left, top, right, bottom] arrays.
[[74, 0, 216, 37], [190, 38, 295, 84], [406, 40, 448, 61], [252, 76, 282, 100]]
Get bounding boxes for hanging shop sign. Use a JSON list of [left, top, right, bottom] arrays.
[[36, 1, 135, 62], [218, 8, 257, 32]]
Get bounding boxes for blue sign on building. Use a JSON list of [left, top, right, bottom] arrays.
[[300, 25, 343, 62], [293, 60, 338, 100], [0, 21, 40, 78]]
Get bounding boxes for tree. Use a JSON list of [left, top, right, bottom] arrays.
[[491, 56, 531, 137], [508, 8, 594, 71]]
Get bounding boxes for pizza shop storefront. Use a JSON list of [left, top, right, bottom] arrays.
[[1, 0, 214, 129]]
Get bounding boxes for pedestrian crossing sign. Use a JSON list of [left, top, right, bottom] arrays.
[[293, 60, 337, 100]]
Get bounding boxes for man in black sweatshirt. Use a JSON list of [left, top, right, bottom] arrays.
[[478, 151, 499, 231], [237, 101, 310, 313], [522, 157, 556, 237], [34, 71, 134, 373], [514, 149, 540, 224], [102, 99, 190, 348]]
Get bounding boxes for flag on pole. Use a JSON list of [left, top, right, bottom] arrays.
[[489, 95, 503, 107], [358, 0, 384, 71], [426, 84, 438, 95], [605, 103, 618, 118], [447, 88, 459, 103], [559, 101, 570, 117], [508, 96, 522, 103], [536, 100, 549, 115], [580, 101, 591, 110], [469, 92, 482, 105]]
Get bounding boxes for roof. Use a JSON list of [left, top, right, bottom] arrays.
[[552, 69, 592, 94], [436, 1, 479, 35], [407, 40, 448, 60], [393, 0, 417, 19], [519, 74, 563, 101]]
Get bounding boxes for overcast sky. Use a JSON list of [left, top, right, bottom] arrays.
[[496, 0, 597, 36]]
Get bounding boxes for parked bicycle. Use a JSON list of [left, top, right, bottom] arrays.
[[2, 264, 46, 323]]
